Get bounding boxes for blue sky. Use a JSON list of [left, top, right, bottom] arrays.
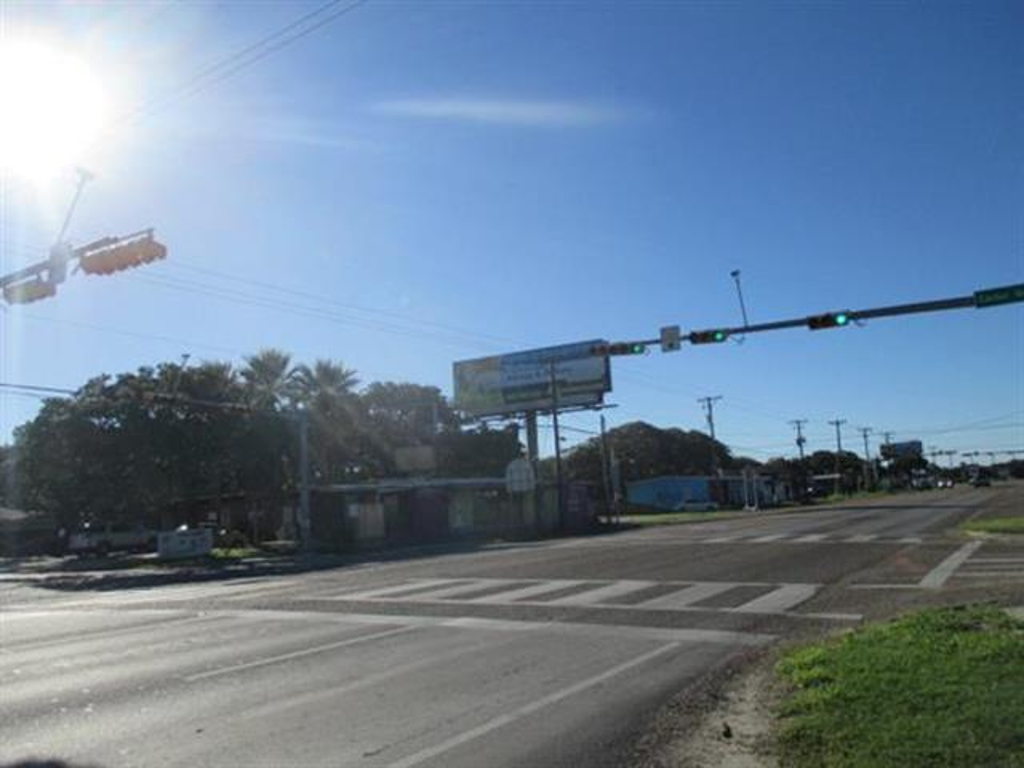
[[2, 0, 1022, 462]]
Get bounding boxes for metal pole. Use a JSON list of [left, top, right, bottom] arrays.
[[599, 413, 613, 522], [828, 419, 846, 496], [55, 167, 94, 245], [698, 396, 723, 476], [525, 411, 539, 464], [298, 407, 311, 550], [549, 362, 564, 531]]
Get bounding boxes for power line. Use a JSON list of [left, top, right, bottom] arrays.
[[120, 0, 371, 126], [128, 272, 500, 353], [5, 310, 244, 356], [159, 260, 522, 348]]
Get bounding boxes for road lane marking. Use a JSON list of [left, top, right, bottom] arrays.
[[899, 537, 923, 544], [386, 641, 683, 768], [919, 540, 984, 588], [704, 536, 738, 543], [391, 579, 520, 601], [845, 534, 878, 543], [733, 584, 818, 613], [792, 534, 828, 543], [333, 579, 458, 600], [969, 558, 1024, 563], [315, 578, 850, 619], [749, 534, 788, 543], [635, 582, 736, 610], [465, 580, 586, 603], [955, 573, 1024, 579], [184, 625, 416, 682], [544, 580, 656, 606]]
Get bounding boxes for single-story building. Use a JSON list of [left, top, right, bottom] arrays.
[[309, 478, 595, 549], [626, 474, 791, 512]]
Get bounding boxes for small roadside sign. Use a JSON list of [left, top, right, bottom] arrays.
[[660, 325, 681, 352], [505, 458, 537, 494], [974, 283, 1024, 308]]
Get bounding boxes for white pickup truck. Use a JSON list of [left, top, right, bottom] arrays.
[[68, 522, 157, 556]]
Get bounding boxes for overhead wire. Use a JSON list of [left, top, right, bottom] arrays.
[[127, 271, 503, 353], [158, 259, 523, 348], [119, 0, 371, 127]]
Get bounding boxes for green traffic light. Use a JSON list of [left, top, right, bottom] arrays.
[[713, 330, 727, 342], [631, 344, 646, 354], [835, 313, 849, 326]]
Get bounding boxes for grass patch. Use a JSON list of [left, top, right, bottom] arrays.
[[962, 517, 1024, 536], [210, 546, 262, 559], [776, 605, 1024, 767]]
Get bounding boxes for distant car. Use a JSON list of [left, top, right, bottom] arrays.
[[971, 476, 991, 487], [936, 478, 954, 489], [68, 522, 156, 557]]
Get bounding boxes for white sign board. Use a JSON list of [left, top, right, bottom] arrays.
[[158, 528, 214, 559], [505, 458, 537, 494]]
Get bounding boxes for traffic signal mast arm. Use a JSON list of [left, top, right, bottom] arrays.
[[620, 282, 1022, 354]]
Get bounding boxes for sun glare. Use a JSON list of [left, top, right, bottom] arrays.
[[0, 40, 106, 181]]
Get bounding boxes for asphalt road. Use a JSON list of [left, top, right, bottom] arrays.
[[2, 484, 1022, 768]]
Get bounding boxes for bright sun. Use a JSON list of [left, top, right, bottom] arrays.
[[0, 40, 106, 180]]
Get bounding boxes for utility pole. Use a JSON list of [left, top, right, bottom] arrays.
[[549, 362, 565, 531], [698, 396, 723, 476], [858, 427, 873, 491], [828, 419, 847, 496], [789, 419, 808, 461], [297, 407, 311, 550]]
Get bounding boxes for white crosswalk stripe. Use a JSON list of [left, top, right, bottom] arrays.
[[322, 577, 828, 618], [946, 548, 1024, 582]]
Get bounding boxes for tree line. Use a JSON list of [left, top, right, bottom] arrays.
[[0, 349, 519, 529]]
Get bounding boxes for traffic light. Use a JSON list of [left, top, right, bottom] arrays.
[[590, 342, 647, 356], [688, 329, 729, 344], [807, 311, 851, 331], [3, 279, 57, 304], [79, 235, 167, 275]]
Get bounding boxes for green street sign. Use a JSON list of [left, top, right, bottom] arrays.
[[974, 283, 1024, 308]]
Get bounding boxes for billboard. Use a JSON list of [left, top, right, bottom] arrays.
[[880, 440, 923, 460], [453, 340, 611, 417]]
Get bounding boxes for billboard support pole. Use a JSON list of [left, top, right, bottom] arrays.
[[525, 411, 539, 463], [549, 362, 565, 532]]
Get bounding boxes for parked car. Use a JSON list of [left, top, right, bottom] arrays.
[[68, 522, 157, 557], [971, 475, 992, 488], [936, 478, 955, 489]]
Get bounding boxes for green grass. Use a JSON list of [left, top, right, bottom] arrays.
[[961, 517, 1024, 535], [210, 546, 262, 559], [776, 605, 1024, 768]]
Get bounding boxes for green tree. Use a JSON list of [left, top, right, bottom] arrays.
[[241, 348, 300, 410], [565, 421, 742, 488]]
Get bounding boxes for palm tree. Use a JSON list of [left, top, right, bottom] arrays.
[[293, 360, 362, 482], [293, 359, 359, 405], [241, 349, 299, 410]]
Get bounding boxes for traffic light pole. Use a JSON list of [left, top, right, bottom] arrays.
[[610, 283, 1023, 352]]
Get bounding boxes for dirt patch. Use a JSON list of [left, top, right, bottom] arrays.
[[666, 655, 780, 768], [627, 647, 784, 768]]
